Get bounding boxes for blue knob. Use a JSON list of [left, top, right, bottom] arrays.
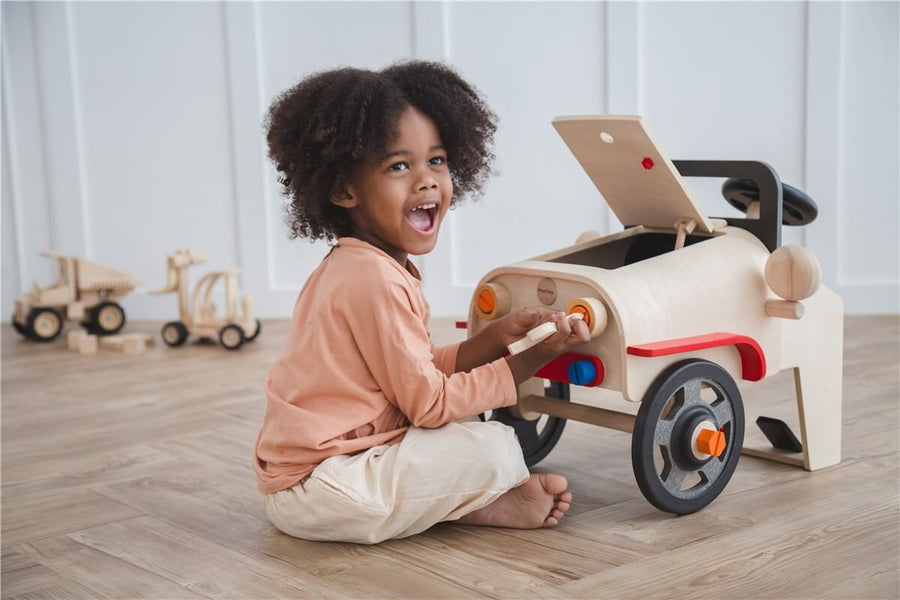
[[568, 360, 597, 385]]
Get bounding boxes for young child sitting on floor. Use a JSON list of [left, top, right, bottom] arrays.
[[254, 60, 591, 544]]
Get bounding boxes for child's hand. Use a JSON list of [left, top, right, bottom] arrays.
[[533, 311, 591, 355], [504, 311, 591, 384], [491, 307, 560, 348]]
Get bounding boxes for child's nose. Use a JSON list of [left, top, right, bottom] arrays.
[[416, 174, 438, 191]]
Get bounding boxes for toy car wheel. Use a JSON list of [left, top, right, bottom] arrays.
[[219, 324, 245, 350], [11, 314, 27, 337], [25, 308, 63, 342], [632, 359, 744, 515], [161, 321, 189, 347], [484, 381, 569, 467], [245, 319, 262, 342], [90, 301, 126, 335]]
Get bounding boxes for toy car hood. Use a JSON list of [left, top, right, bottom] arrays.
[[552, 115, 715, 233]]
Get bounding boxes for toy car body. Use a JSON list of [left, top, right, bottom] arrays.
[[468, 116, 843, 514], [12, 252, 144, 341]]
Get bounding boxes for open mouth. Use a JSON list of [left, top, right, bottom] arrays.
[[405, 202, 439, 235]]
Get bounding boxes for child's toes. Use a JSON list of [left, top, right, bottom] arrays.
[[556, 501, 570, 512], [558, 491, 573, 503], [543, 515, 559, 527], [551, 508, 565, 520]]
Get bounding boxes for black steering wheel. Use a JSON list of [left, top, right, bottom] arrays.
[[722, 178, 818, 226]]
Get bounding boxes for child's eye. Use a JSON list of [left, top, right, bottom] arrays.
[[430, 156, 447, 166], [388, 162, 409, 172]]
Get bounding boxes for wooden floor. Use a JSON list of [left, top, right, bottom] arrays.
[[2, 316, 898, 599]]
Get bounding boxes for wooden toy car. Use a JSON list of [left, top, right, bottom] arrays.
[[469, 116, 843, 515], [153, 249, 260, 350], [12, 253, 144, 342]]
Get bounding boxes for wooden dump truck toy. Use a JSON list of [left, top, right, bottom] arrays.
[[12, 252, 144, 342], [470, 116, 843, 515], [153, 249, 260, 350]]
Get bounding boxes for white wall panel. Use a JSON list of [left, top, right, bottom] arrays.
[[838, 2, 898, 284], [2, 3, 57, 300], [428, 1, 606, 315], [68, 2, 238, 318], [2, 1, 897, 323], [805, 1, 899, 314], [640, 1, 808, 248], [258, 2, 414, 293], [2, 103, 22, 318], [32, 2, 91, 259]]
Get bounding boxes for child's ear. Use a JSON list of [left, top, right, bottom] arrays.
[[330, 184, 357, 208]]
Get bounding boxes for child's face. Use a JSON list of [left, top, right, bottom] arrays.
[[335, 105, 453, 265]]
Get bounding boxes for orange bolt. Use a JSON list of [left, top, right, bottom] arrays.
[[697, 428, 726, 457], [477, 289, 496, 314], [569, 304, 591, 328]]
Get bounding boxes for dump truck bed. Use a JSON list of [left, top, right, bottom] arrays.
[[41, 252, 145, 291]]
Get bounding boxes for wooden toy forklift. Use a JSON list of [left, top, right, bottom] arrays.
[[153, 249, 260, 350], [12, 252, 144, 342]]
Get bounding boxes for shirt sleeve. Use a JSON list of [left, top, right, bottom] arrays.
[[431, 343, 460, 375], [340, 263, 517, 428]]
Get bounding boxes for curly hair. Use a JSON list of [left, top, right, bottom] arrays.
[[264, 60, 498, 241]]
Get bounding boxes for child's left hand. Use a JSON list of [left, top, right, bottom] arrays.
[[491, 307, 560, 348]]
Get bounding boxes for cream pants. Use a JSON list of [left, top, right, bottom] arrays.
[[263, 420, 530, 544]]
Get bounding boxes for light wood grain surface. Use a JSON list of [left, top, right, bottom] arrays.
[[2, 316, 898, 599]]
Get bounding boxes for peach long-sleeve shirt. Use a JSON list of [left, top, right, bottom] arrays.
[[254, 237, 518, 494]]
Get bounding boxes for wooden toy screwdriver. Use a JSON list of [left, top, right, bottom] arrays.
[[507, 313, 585, 355]]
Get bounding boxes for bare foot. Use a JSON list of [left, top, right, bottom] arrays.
[[456, 473, 572, 529]]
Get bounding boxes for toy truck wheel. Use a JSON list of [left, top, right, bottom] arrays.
[[219, 324, 245, 350], [11, 314, 27, 337], [161, 321, 189, 347], [632, 359, 744, 515], [25, 308, 63, 342], [90, 301, 126, 335], [485, 381, 569, 467], [245, 319, 262, 342]]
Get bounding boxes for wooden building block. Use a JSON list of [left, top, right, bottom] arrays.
[[67, 329, 87, 351], [122, 334, 148, 355], [78, 335, 98, 355], [100, 335, 126, 350]]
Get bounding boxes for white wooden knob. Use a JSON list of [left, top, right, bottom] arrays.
[[765, 245, 822, 301]]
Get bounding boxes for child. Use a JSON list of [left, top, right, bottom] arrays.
[[255, 60, 591, 544]]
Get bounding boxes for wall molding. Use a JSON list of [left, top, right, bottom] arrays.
[[804, 2, 843, 289], [33, 2, 91, 259], [603, 0, 642, 235], [222, 1, 298, 316], [803, 2, 897, 313], [2, 18, 29, 292]]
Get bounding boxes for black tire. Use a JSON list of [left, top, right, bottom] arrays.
[[25, 308, 64, 342], [245, 319, 261, 342], [484, 380, 569, 467], [11, 314, 27, 337], [89, 301, 126, 335], [632, 359, 744, 515], [161, 321, 189, 347], [218, 324, 245, 350]]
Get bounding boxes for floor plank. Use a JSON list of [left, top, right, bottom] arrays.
[[2, 316, 898, 598]]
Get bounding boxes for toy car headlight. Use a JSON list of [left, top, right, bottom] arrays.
[[765, 245, 821, 301], [474, 283, 511, 320], [566, 297, 608, 337]]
